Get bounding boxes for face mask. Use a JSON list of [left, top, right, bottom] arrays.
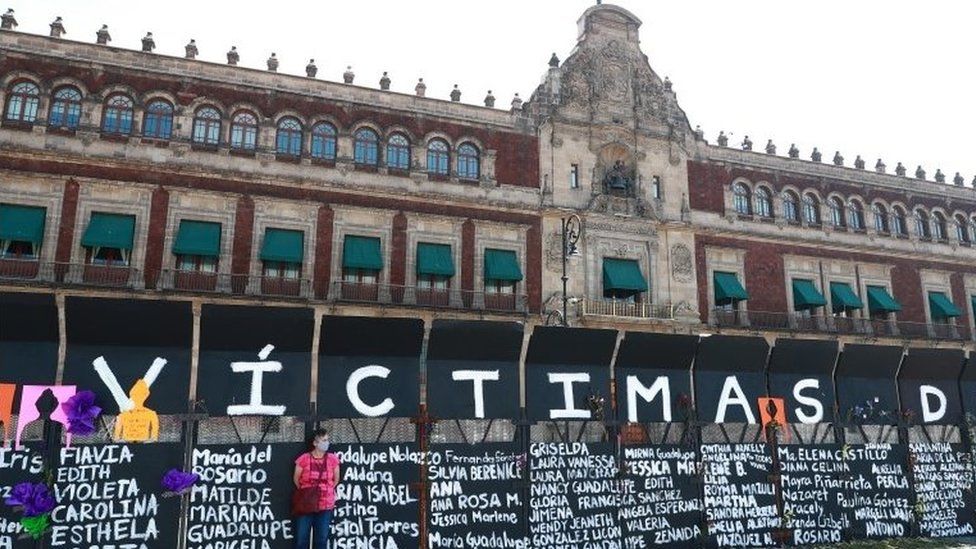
[[315, 441, 330, 452]]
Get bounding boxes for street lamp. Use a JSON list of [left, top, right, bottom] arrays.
[[560, 214, 582, 327]]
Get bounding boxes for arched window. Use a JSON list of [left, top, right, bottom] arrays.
[[310, 122, 337, 160], [828, 197, 845, 227], [427, 139, 450, 176], [230, 111, 258, 150], [932, 212, 947, 241], [101, 94, 134, 135], [732, 183, 751, 215], [142, 100, 173, 139], [457, 143, 480, 180], [892, 207, 907, 237], [49, 86, 82, 129], [354, 128, 379, 165], [848, 200, 864, 230], [4, 81, 40, 123], [955, 214, 970, 244], [915, 209, 931, 239], [275, 117, 303, 156], [783, 191, 799, 222], [192, 107, 221, 146], [803, 193, 820, 224], [754, 187, 772, 218], [872, 203, 889, 234], [386, 133, 410, 170]]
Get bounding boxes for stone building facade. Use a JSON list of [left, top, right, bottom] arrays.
[[1, 1, 974, 369]]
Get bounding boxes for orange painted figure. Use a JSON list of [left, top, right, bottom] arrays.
[[114, 379, 159, 443]]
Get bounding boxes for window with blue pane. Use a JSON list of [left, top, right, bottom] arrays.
[[457, 143, 480, 180], [427, 139, 449, 176], [5, 81, 40, 123], [192, 107, 221, 146], [276, 117, 303, 156], [311, 123, 337, 160], [102, 94, 134, 135], [386, 133, 410, 170], [230, 111, 258, 150], [354, 128, 379, 165], [49, 86, 82, 129], [142, 100, 173, 139]]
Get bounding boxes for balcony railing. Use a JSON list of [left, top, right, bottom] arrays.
[[581, 298, 674, 320], [330, 282, 527, 313], [0, 260, 141, 288], [711, 308, 972, 341], [158, 269, 312, 298]]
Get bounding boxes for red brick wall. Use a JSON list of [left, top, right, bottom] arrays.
[[231, 196, 254, 279], [1, 57, 539, 188], [390, 212, 407, 289], [461, 219, 475, 296], [55, 178, 79, 264], [313, 205, 334, 299], [695, 233, 976, 326], [143, 186, 169, 289]]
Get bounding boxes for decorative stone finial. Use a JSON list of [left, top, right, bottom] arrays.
[[96, 24, 111, 45], [548, 53, 560, 68], [741, 135, 752, 151], [266, 53, 278, 71], [832, 151, 844, 166], [895, 162, 906, 176], [484, 90, 495, 108], [934, 169, 945, 183], [343, 66, 355, 84], [915, 165, 926, 180], [141, 32, 155, 52], [972, 175, 976, 189], [379, 72, 391, 91], [954, 172, 965, 186], [694, 125, 704, 140], [49, 16, 65, 38], [415, 78, 426, 97], [717, 131, 728, 147], [765, 140, 776, 155], [663, 76, 672, 92], [854, 155, 865, 170], [788, 144, 799, 159], [226, 46, 239, 65], [450, 84, 461, 102], [1, 9, 17, 30], [510, 93, 523, 111], [811, 148, 822, 162], [185, 39, 198, 59], [875, 159, 886, 173], [305, 59, 317, 78]]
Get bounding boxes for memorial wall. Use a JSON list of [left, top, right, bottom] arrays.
[[2, 292, 975, 548]]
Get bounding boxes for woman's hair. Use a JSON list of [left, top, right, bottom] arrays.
[[308, 428, 329, 448]]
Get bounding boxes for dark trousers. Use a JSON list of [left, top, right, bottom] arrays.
[[293, 510, 333, 549]]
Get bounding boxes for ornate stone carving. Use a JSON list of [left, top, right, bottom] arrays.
[[670, 244, 693, 282]]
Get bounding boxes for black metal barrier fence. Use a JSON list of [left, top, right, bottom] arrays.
[[2, 294, 976, 548]]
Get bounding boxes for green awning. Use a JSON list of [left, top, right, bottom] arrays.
[[602, 258, 648, 292], [172, 220, 221, 257], [830, 281, 863, 313], [416, 242, 455, 277], [81, 212, 135, 250], [343, 235, 383, 270], [0, 204, 45, 244], [929, 292, 961, 319], [792, 279, 827, 310], [866, 285, 902, 314], [484, 248, 522, 281], [971, 296, 976, 321], [714, 271, 748, 305], [260, 228, 304, 263]]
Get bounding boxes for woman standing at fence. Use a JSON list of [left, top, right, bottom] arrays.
[[292, 428, 341, 549]]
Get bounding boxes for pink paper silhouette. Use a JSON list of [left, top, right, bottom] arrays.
[[16, 385, 77, 450]]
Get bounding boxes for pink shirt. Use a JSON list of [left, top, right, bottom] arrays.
[[295, 452, 341, 511]]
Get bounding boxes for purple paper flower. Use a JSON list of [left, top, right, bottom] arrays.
[[4, 482, 57, 518], [62, 390, 102, 436], [161, 469, 199, 495]]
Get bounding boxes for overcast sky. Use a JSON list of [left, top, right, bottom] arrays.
[[7, 1, 975, 181]]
